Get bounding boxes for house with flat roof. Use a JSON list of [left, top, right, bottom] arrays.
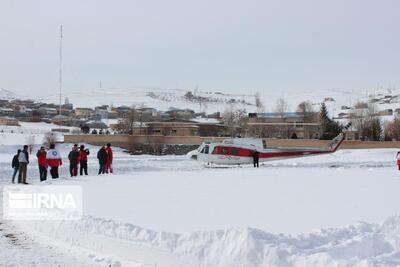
[[247, 112, 321, 139]]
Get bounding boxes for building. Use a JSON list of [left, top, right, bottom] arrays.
[[94, 108, 108, 120], [0, 117, 19, 126], [40, 107, 58, 117], [0, 108, 14, 116], [247, 112, 321, 139], [136, 107, 159, 121], [377, 109, 393, 116], [167, 108, 195, 120], [116, 106, 131, 118], [75, 108, 93, 119], [130, 120, 230, 137], [132, 121, 199, 136], [51, 115, 73, 126]]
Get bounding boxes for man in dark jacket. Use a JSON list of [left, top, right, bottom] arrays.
[[97, 146, 108, 175], [11, 149, 21, 183], [18, 145, 29, 184], [252, 150, 260, 168], [79, 145, 90, 175], [68, 144, 80, 177]]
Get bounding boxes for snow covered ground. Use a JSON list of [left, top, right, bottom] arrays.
[[1, 132, 400, 266], [0, 122, 79, 147]]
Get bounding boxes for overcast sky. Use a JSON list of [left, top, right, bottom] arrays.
[[1, 0, 400, 96]]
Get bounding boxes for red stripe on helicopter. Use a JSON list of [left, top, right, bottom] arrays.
[[211, 146, 329, 158]]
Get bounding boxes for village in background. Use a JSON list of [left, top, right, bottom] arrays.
[[1, 86, 400, 154]]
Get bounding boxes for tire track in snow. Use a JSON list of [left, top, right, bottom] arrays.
[[0, 183, 132, 267]]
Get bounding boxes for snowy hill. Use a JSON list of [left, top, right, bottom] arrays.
[[35, 87, 257, 113], [32, 86, 366, 114], [0, 88, 19, 100], [15, 86, 400, 120]]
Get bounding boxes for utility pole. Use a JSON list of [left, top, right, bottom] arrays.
[[59, 25, 63, 119]]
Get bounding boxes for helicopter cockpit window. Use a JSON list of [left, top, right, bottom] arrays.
[[204, 145, 209, 154]]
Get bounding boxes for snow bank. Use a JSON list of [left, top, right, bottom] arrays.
[[15, 215, 400, 267], [0, 122, 73, 145]]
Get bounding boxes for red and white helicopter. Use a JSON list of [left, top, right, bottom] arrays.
[[188, 132, 346, 166]]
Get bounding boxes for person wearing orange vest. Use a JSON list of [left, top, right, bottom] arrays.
[[47, 144, 62, 179], [105, 143, 113, 173]]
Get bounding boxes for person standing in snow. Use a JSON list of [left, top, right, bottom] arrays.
[[97, 146, 108, 175], [105, 143, 113, 173], [18, 145, 29, 184], [79, 145, 90, 175], [11, 149, 21, 183], [396, 151, 400, 170], [36, 146, 48, 182], [47, 144, 62, 179], [68, 144, 80, 177], [252, 150, 260, 168]]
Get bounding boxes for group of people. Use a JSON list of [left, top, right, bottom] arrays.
[[11, 145, 30, 184], [97, 144, 113, 174], [11, 143, 114, 184]]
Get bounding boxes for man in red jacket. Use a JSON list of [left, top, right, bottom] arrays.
[[105, 143, 113, 173], [36, 146, 47, 182], [79, 145, 90, 175], [46, 144, 62, 179]]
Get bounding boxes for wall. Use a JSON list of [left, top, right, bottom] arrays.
[[64, 134, 400, 149]]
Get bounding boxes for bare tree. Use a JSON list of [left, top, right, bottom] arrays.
[[385, 118, 400, 140], [275, 98, 291, 138], [26, 135, 35, 154], [43, 132, 57, 147], [354, 101, 368, 109], [275, 98, 288, 118], [248, 124, 279, 138], [116, 107, 138, 134], [255, 92, 265, 113], [222, 104, 248, 137], [296, 101, 314, 122], [349, 103, 380, 140]]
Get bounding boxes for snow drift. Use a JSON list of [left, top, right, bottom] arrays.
[[15, 214, 400, 267]]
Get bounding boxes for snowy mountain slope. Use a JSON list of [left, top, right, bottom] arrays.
[[8, 85, 400, 118], [35, 87, 257, 113], [0, 88, 20, 100], [29, 86, 366, 114]]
